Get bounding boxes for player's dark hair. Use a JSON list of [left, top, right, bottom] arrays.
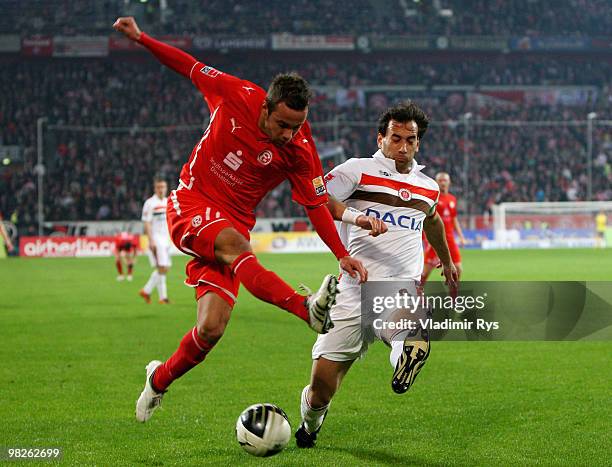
[[377, 101, 429, 139], [266, 73, 312, 112]]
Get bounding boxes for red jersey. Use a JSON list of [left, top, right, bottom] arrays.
[[114, 232, 137, 249], [176, 62, 328, 232], [436, 192, 457, 240]]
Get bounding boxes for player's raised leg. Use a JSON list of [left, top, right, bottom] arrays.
[[136, 291, 231, 422], [375, 297, 431, 394], [296, 357, 353, 448], [214, 227, 337, 333], [389, 326, 430, 394]]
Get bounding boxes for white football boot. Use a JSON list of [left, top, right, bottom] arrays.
[[303, 274, 337, 334], [135, 360, 165, 422]]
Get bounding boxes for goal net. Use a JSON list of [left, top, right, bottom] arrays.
[[491, 201, 612, 249]]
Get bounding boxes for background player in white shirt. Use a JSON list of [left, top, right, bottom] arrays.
[[296, 102, 459, 448], [139, 177, 172, 304]]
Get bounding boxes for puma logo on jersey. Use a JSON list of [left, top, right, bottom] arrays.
[[223, 150, 243, 171], [242, 86, 255, 94], [230, 118, 241, 133]]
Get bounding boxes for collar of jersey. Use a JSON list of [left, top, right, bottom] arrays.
[[372, 150, 424, 175]]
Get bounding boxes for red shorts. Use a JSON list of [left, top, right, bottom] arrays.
[[116, 242, 136, 253], [167, 188, 249, 306], [424, 237, 461, 266]]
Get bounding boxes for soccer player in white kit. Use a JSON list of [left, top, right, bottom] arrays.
[[139, 177, 172, 304], [296, 102, 459, 448]]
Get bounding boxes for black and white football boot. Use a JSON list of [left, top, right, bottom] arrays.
[[391, 326, 430, 394], [301, 274, 338, 334]]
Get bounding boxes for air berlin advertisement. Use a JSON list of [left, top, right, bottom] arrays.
[[20, 236, 116, 258]]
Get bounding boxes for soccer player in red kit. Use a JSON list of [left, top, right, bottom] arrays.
[[422, 172, 466, 284], [112, 17, 371, 422], [114, 231, 138, 281]]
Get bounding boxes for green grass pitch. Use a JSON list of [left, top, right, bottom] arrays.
[[1, 249, 611, 465]]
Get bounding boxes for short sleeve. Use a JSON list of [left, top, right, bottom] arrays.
[[428, 192, 440, 217], [324, 158, 362, 201], [141, 200, 152, 222], [190, 61, 243, 106]]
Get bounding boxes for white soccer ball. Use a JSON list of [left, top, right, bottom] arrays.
[[236, 403, 291, 457]]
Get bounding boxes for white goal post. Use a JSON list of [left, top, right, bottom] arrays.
[[490, 201, 612, 249]]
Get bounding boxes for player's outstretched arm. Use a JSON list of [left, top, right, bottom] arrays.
[[326, 198, 387, 237], [113, 17, 197, 78], [424, 213, 458, 293], [306, 204, 368, 283]]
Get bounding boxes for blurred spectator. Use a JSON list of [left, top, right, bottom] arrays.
[[1, 53, 611, 231], [3, 0, 611, 37]]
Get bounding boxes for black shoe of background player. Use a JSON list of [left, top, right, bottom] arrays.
[[295, 423, 318, 448]]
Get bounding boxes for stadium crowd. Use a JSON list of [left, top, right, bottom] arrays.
[[3, 0, 611, 37], [1, 53, 611, 233]]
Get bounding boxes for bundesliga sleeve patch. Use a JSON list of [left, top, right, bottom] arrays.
[[200, 65, 222, 78], [312, 176, 327, 196]]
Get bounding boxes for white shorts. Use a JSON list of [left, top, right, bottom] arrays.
[[148, 238, 172, 268], [312, 276, 372, 362], [311, 276, 420, 362]]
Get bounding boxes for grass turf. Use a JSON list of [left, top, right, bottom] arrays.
[[1, 248, 611, 465]]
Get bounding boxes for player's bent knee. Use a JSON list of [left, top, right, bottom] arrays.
[[196, 320, 227, 345], [196, 293, 232, 345], [214, 228, 252, 265]]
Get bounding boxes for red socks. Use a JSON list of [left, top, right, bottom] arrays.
[[115, 259, 123, 275], [150, 252, 309, 392], [152, 327, 214, 392], [231, 252, 309, 322]]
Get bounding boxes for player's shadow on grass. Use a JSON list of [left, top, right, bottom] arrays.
[[322, 446, 447, 466]]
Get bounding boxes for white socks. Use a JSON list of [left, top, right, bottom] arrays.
[[158, 274, 167, 300], [300, 385, 329, 434], [143, 270, 159, 294], [390, 339, 404, 368]]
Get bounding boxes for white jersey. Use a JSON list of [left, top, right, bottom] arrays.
[[326, 150, 439, 280], [141, 195, 170, 243]]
